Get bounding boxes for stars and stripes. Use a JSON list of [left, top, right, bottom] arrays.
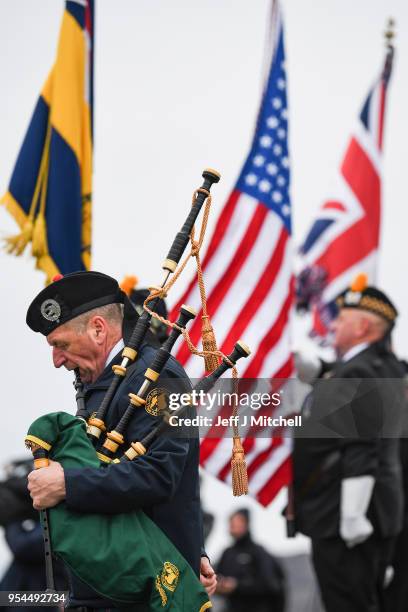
[[169, 0, 294, 507], [298, 40, 394, 340]]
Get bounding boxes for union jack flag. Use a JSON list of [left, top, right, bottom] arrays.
[[169, 1, 294, 506], [297, 38, 394, 341]]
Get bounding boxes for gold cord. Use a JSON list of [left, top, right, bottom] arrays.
[[142, 186, 248, 495]]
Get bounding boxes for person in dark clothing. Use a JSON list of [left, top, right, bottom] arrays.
[[216, 509, 285, 612], [384, 361, 408, 612], [293, 275, 405, 612], [0, 459, 38, 527], [120, 275, 170, 345], [0, 459, 67, 612], [0, 520, 67, 612]]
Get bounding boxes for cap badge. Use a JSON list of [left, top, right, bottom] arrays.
[[344, 291, 361, 305], [40, 299, 61, 322]]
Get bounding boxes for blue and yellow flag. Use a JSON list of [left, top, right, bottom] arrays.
[[2, 0, 94, 283]]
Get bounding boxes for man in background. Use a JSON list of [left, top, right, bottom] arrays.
[[0, 459, 66, 611], [293, 276, 405, 612], [216, 508, 285, 612]]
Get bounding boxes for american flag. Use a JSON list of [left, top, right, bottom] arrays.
[[169, 1, 294, 506], [297, 38, 394, 340]]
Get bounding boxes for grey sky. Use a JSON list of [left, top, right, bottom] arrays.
[[0, 0, 407, 569]]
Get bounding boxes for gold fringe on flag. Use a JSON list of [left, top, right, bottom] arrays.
[[3, 123, 51, 262], [4, 218, 34, 255]]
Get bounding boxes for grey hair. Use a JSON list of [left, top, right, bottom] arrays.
[[68, 303, 124, 333]]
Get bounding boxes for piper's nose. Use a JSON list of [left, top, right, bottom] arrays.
[[52, 346, 66, 369]]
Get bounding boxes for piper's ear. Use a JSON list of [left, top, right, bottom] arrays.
[[88, 315, 108, 343]]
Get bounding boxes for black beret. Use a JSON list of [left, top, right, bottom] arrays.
[[336, 274, 398, 324], [26, 271, 125, 336]]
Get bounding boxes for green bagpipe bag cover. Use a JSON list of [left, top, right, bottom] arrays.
[[26, 412, 211, 612]]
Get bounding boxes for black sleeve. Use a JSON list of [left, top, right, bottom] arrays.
[[199, 506, 207, 560]]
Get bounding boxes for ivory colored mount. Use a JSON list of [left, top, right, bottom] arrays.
[[226, 341, 251, 364], [202, 167, 221, 183]]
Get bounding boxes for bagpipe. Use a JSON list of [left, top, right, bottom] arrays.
[[25, 169, 251, 609]]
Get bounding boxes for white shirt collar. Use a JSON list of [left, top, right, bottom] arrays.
[[341, 342, 369, 363], [104, 338, 125, 368]]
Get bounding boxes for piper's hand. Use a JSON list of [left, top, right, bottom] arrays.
[[200, 556, 217, 596], [27, 460, 66, 510]]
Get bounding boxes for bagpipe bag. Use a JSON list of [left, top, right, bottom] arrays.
[[26, 411, 211, 611]]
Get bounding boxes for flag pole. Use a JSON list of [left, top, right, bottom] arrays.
[[384, 18, 395, 51]]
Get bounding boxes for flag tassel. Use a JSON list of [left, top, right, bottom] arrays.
[[31, 212, 48, 259], [32, 133, 50, 261], [4, 121, 51, 260], [4, 218, 34, 255]]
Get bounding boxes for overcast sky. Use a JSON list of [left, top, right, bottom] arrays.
[[0, 0, 407, 571]]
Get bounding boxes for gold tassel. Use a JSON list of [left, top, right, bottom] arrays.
[[31, 213, 48, 258], [201, 315, 219, 372], [4, 218, 34, 255], [231, 437, 248, 496]]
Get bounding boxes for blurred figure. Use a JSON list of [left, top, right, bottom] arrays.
[[384, 360, 408, 612], [200, 475, 215, 543], [0, 459, 38, 526], [0, 459, 66, 611], [120, 275, 169, 344], [1, 521, 52, 593], [216, 509, 285, 612], [292, 276, 405, 612]]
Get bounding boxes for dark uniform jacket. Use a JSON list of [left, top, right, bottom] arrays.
[[0, 521, 66, 612], [216, 533, 285, 612], [62, 343, 202, 607], [293, 341, 405, 540]]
